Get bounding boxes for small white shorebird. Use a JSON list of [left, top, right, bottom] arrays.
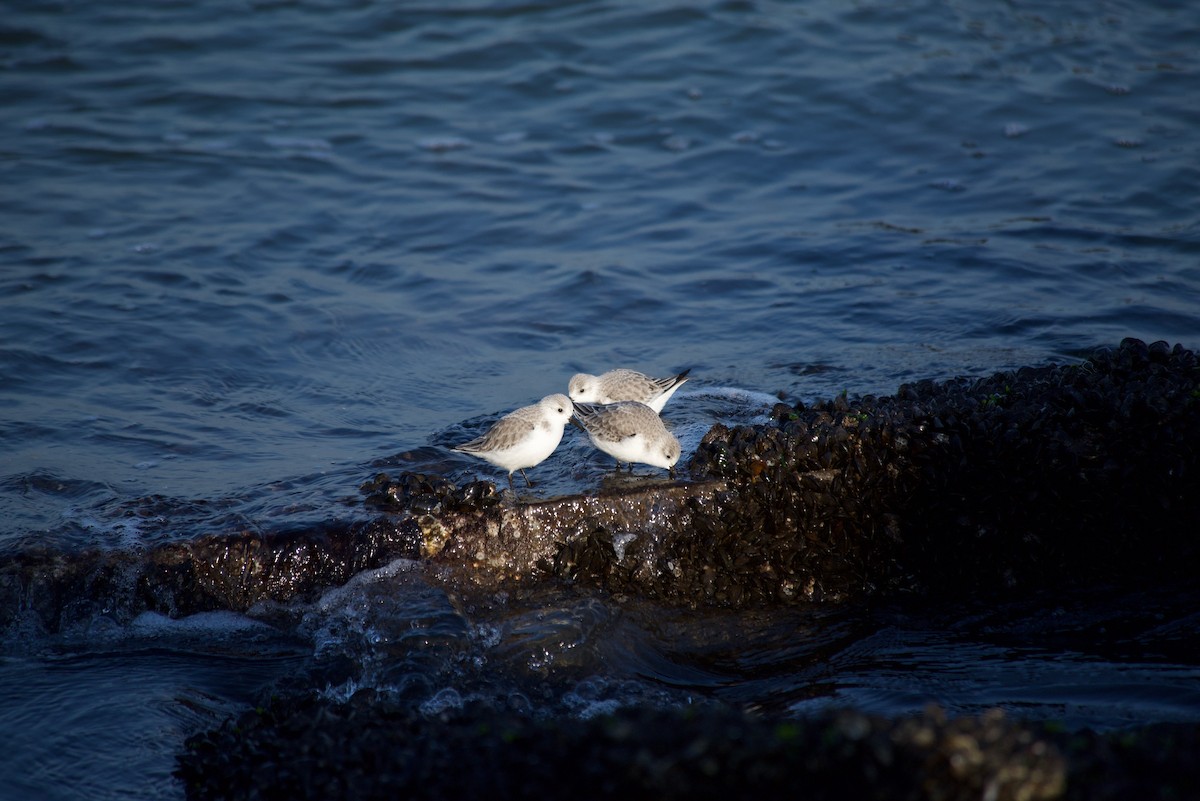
[[568, 368, 690, 414], [453, 394, 573, 488], [572, 400, 682, 474]]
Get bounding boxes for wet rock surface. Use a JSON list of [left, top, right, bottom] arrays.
[[684, 337, 1200, 602], [3, 338, 1198, 632], [176, 692, 1199, 801], [0, 518, 420, 634], [368, 337, 1200, 606]]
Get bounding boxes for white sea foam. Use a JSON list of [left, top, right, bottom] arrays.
[[130, 609, 276, 637]]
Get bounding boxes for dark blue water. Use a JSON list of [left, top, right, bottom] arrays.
[[3, 1, 1199, 797]]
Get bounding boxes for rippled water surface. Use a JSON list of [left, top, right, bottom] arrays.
[[3, 0, 1199, 797]]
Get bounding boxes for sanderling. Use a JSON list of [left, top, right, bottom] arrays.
[[453, 394, 573, 488], [572, 400, 682, 473], [568, 368, 691, 414]]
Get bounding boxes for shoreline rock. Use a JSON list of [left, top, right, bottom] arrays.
[[414, 337, 1200, 605], [176, 693, 1197, 801], [3, 338, 1198, 632]]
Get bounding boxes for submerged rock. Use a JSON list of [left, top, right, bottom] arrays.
[[175, 691, 1196, 801]]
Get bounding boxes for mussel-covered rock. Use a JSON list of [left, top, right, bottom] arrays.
[[177, 689, 1196, 801], [5, 339, 1198, 633], [0, 517, 424, 633], [685, 338, 1200, 601], [361, 472, 500, 515], [351, 339, 1200, 608]]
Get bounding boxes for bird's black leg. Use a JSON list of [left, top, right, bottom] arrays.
[[520, 468, 534, 488]]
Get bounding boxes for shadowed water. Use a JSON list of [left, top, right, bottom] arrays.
[[2, 0, 1199, 797]]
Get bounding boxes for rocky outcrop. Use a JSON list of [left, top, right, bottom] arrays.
[[0, 518, 420, 634], [176, 692, 1199, 801], [3, 338, 1198, 633], [383, 337, 1200, 605], [679, 337, 1200, 602]]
